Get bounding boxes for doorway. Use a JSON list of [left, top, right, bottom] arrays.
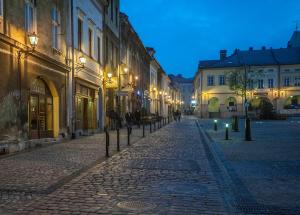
[[29, 79, 53, 139]]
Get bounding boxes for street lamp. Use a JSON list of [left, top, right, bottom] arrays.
[[214, 119, 218, 131], [225, 123, 229, 140], [28, 33, 39, 49], [135, 75, 139, 81], [17, 32, 39, 137], [79, 56, 87, 66]]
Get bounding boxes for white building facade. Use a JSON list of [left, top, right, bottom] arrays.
[[68, 0, 105, 137]]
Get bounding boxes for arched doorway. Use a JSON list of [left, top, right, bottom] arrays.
[[284, 95, 300, 109], [29, 78, 54, 139], [208, 97, 220, 118], [225, 97, 237, 112]]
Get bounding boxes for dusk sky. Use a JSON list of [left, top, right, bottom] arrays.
[[121, 0, 300, 78]]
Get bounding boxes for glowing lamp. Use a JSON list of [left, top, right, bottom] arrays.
[[79, 56, 87, 65], [28, 33, 39, 48]]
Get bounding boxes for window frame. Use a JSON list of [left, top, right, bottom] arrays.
[[88, 27, 94, 58], [258, 79, 264, 89], [268, 79, 274, 89], [284, 77, 290, 87], [77, 18, 83, 51], [51, 7, 61, 50], [207, 75, 214, 86], [219, 75, 225, 85], [25, 0, 37, 33]]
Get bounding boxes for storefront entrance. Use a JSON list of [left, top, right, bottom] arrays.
[[29, 79, 53, 139], [75, 83, 97, 133]]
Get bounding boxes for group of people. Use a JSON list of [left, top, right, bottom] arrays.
[[108, 109, 182, 130], [125, 110, 141, 128], [107, 109, 141, 130], [173, 110, 182, 122]]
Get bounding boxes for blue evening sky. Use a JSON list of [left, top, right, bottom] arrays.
[[120, 0, 300, 78]]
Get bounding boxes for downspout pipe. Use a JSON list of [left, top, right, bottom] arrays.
[[71, 0, 76, 139]]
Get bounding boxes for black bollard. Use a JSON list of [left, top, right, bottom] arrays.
[[245, 117, 252, 141], [127, 126, 131, 145], [232, 116, 239, 132], [150, 121, 152, 133], [225, 123, 229, 140], [142, 122, 145, 138], [105, 127, 110, 157], [154, 121, 156, 131], [117, 127, 120, 152]]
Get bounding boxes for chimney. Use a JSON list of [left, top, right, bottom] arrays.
[[220, 50, 227, 60], [146, 47, 156, 58], [249, 47, 253, 51], [262, 46, 266, 50]]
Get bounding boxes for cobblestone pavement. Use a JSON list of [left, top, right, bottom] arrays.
[[0, 126, 150, 214], [15, 117, 228, 215], [199, 118, 300, 215]]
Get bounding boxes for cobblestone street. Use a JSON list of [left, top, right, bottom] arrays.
[[1, 118, 228, 215], [0, 126, 150, 214]]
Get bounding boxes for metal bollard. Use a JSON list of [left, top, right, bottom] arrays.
[[105, 127, 110, 157], [225, 123, 229, 140], [142, 122, 145, 138], [117, 127, 120, 152], [154, 121, 156, 131], [150, 121, 152, 133], [245, 117, 252, 141], [127, 126, 131, 145]]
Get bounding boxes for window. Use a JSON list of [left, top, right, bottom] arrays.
[[284, 77, 290, 87], [295, 77, 300, 86], [0, 0, 3, 17], [0, 0, 4, 33], [115, 6, 118, 26], [97, 36, 101, 63], [115, 46, 118, 66], [105, 36, 108, 62], [51, 7, 60, 50], [258, 79, 264, 89], [268, 79, 274, 88], [78, 18, 83, 51], [110, 0, 113, 21], [25, 0, 37, 33], [207, 75, 214, 86], [248, 79, 254, 89], [88, 27, 93, 57], [219, 75, 225, 85], [110, 42, 114, 64]]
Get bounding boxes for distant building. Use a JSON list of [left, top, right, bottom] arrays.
[[288, 30, 300, 48], [194, 31, 300, 118], [169, 74, 194, 113]]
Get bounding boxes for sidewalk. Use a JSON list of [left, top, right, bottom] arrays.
[[0, 124, 156, 214], [198, 118, 300, 214]]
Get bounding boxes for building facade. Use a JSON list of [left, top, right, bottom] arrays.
[[194, 31, 300, 118], [69, 0, 106, 137], [169, 74, 193, 113], [120, 12, 151, 116], [0, 0, 71, 152], [103, 0, 120, 123]]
